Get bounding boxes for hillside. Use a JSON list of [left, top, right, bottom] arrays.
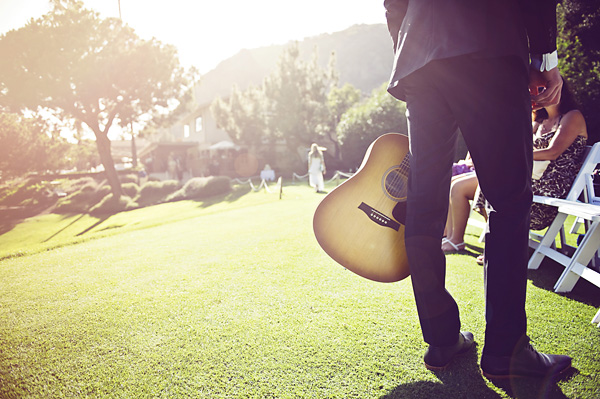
[[193, 24, 394, 106]]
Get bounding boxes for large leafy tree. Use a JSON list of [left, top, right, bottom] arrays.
[[0, 0, 192, 196], [213, 43, 338, 172], [263, 44, 336, 161], [337, 83, 407, 170]]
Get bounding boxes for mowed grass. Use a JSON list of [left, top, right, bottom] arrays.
[[0, 182, 599, 398]]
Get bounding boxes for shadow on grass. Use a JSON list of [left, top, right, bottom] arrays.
[[64, 186, 253, 237], [0, 207, 28, 236], [381, 348, 573, 399], [483, 369, 577, 399], [381, 350, 503, 398], [0, 200, 57, 236], [41, 213, 88, 242], [527, 256, 600, 308], [76, 216, 111, 236], [31, 185, 253, 244], [195, 184, 253, 209], [443, 241, 483, 262], [461, 236, 599, 309]]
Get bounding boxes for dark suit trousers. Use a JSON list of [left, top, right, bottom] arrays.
[[401, 55, 532, 356]]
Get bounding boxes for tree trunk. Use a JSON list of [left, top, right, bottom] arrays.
[[131, 135, 138, 168], [95, 132, 123, 198], [131, 123, 138, 168]]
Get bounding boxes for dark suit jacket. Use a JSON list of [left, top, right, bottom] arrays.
[[384, 0, 558, 100]]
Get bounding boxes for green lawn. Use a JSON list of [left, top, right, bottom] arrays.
[[0, 182, 599, 398]]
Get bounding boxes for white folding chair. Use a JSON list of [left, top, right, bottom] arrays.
[[527, 142, 600, 326], [593, 309, 600, 327], [528, 145, 593, 252]]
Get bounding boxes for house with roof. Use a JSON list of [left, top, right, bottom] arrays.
[[138, 47, 278, 180], [136, 24, 392, 180]]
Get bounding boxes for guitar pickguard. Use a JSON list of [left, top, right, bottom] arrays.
[[392, 202, 407, 225]]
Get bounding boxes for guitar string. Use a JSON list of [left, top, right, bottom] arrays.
[[386, 153, 410, 199], [387, 169, 408, 198]]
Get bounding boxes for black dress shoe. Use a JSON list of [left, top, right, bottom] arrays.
[[424, 331, 475, 370], [481, 338, 572, 379]]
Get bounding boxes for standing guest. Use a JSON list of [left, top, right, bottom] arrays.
[[308, 143, 326, 193], [383, 0, 571, 378]]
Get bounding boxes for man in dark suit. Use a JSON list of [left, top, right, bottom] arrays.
[[383, 0, 571, 378]]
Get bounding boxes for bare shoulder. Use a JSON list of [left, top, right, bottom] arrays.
[[561, 109, 587, 137]]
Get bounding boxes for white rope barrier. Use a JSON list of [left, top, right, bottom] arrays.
[[231, 178, 252, 184], [336, 171, 354, 179], [232, 176, 282, 194], [326, 170, 354, 184], [292, 172, 309, 184], [292, 170, 354, 186], [260, 179, 271, 193], [232, 177, 259, 191], [234, 171, 352, 193]]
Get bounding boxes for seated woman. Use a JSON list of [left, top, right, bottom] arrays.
[[442, 78, 588, 255], [528, 81, 588, 230]]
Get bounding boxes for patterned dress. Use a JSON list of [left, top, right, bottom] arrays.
[[530, 131, 587, 230], [475, 119, 587, 230]]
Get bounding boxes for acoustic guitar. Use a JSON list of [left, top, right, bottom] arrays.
[[313, 133, 410, 282]]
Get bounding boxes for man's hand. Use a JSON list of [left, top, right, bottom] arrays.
[[529, 67, 562, 110]]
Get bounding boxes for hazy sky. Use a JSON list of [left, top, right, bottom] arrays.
[[0, 0, 386, 74]]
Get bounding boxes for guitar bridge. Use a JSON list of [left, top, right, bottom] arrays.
[[358, 202, 400, 231]]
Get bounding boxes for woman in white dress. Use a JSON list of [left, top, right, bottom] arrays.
[[308, 143, 326, 193]]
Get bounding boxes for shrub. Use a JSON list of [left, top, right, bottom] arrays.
[[62, 177, 98, 192], [89, 194, 138, 216], [119, 174, 139, 184], [136, 180, 180, 206], [54, 184, 111, 214], [54, 196, 92, 214], [0, 178, 53, 207], [121, 182, 140, 198], [166, 176, 232, 202]]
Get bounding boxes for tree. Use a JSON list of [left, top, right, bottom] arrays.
[[0, 113, 71, 177], [0, 0, 193, 196], [557, 1, 600, 142], [337, 83, 408, 170], [211, 84, 267, 151], [212, 43, 339, 173], [559, 0, 600, 56], [321, 83, 362, 164], [263, 43, 336, 163]]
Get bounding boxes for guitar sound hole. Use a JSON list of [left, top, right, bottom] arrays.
[[383, 167, 408, 201]]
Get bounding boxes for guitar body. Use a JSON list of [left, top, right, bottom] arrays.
[[313, 133, 410, 282]]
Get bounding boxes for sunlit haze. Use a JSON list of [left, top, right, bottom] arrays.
[[0, 0, 386, 74]]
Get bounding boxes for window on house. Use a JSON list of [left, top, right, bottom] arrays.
[[183, 124, 190, 138], [195, 117, 203, 132]]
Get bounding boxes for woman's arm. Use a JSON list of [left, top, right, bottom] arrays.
[[533, 110, 587, 161]]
